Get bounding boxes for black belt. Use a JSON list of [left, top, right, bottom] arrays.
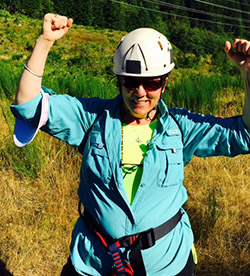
[[79, 201, 182, 276]]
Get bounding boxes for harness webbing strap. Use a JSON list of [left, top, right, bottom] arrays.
[[129, 241, 146, 276], [153, 210, 183, 241], [79, 204, 182, 276], [129, 210, 182, 275]]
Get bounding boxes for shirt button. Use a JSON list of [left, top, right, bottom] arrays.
[[140, 183, 145, 187]]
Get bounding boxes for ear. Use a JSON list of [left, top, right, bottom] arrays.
[[162, 77, 169, 93]]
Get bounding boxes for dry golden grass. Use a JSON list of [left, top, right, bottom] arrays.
[[0, 92, 249, 276], [184, 155, 250, 275], [1, 10, 249, 276], [0, 103, 80, 275]]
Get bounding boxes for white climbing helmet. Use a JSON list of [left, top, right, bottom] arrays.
[[113, 28, 175, 77]]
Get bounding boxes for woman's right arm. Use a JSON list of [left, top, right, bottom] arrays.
[[14, 13, 73, 105]]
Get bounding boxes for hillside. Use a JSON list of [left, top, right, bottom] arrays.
[[0, 11, 249, 276]]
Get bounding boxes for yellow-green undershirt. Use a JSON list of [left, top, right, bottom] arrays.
[[121, 120, 157, 205]]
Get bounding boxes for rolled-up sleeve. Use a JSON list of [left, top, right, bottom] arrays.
[[171, 108, 250, 165], [11, 93, 43, 124], [11, 86, 108, 146]]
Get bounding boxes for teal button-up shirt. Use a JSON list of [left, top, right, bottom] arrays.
[[11, 87, 250, 276]]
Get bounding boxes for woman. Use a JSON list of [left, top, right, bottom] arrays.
[[11, 14, 250, 276]]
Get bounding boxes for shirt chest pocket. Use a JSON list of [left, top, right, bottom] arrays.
[[156, 132, 184, 187], [85, 134, 112, 185]]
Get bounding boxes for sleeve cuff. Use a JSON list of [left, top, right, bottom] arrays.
[[12, 88, 50, 147]]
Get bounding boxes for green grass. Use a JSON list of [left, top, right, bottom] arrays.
[[0, 11, 249, 276], [164, 71, 244, 114]]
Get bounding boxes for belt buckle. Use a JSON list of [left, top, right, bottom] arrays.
[[140, 228, 155, 249]]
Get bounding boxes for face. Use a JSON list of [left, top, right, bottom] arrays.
[[120, 76, 167, 120]]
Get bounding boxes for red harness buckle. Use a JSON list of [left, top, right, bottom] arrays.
[[109, 242, 134, 275], [96, 231, 134, 276], [110, 261, 134, 276], [81, 205, 182, 276]]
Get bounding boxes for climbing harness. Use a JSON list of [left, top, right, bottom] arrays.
[[79, 202, 182, 276]]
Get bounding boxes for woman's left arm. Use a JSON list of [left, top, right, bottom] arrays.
[[225, 39, 250, 132]]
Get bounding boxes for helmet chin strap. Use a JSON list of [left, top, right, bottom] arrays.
[[146, 105, 157, 120], [146, 86, 166, 120]]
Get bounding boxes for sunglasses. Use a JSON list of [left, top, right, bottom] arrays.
[[120, 76, 166, 92]]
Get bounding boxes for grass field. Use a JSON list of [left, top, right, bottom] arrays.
[[0, 10, 249, 276]]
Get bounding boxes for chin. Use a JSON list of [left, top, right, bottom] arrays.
[[130, 111, 148, 118]]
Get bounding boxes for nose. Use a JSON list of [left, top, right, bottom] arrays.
[[134, 84, 147, 96]]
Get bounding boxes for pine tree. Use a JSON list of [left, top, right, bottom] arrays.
[[0, 0, 22, 13], [239, 0, 250, 38], [158, 0, 189, 29], [0, 0, 7, 10], [73, 0, 93, 26], [103, 0, 125, 30], [53, 0, 74, 19], [41, 0, 54, 15], [92, 0, 105, 27], [22, 0, 42, 18], [223, 0, 243, 37], [137, 0, 153, 28]]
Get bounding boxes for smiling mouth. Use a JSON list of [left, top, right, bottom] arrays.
[[132, 99, 148, 105]]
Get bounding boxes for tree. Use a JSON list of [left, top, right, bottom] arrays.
[[103, 0, 126, 30], [0, 0, 22, 13], [41, 0, 54, 15], [222, 0, 243, 37], [92, 0, 105, 28], [22, 0, 42, 18], [74, 0, 93, 26], [239, 0, 250, 38]]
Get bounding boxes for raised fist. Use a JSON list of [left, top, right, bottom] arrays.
[[42, 13, 73, 42], [225, 39, 250, 73]]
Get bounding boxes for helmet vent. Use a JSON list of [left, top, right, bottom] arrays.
[[170, 48, 174, 64], [116, 40, 123, 51], [121, 44, 135, 70], [138, 44, 148, 71], [158, 41, 163, 50]]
